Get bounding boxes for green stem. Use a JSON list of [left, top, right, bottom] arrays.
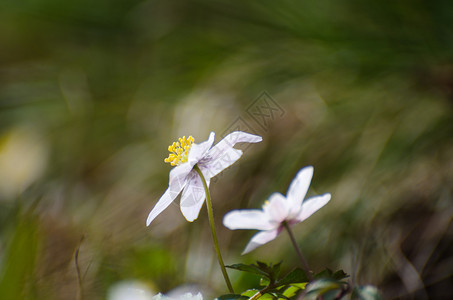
[[193, 165, 235, 293], [282, 221, 314, 281]]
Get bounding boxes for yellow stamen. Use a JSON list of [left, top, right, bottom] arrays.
[[164, 135, 195, 166]]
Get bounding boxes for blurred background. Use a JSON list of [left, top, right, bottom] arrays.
[[0, 0, 452, 299]]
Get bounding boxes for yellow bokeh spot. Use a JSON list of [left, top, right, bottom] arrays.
[[164, 136, 194, 166]]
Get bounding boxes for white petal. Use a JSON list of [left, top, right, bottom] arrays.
[[201, 147, 243, 179], [263, 193, 289, 224], [147, 164, 192, 226], [188, 132, 215, 165], [207, 131, 262, 161], [242, 229, 280, 254], [180, 171, 209, 222], [296, 193, 331, 223], [286, 166, 314, 212], [147, 188, 179, 226], [168, 163, 192, 193], [223, 210, 275, 231]]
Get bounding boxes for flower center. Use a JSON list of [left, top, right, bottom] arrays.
[[164, 136, 195, 166]]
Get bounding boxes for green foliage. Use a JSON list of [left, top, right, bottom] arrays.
[[223, 262, 312, 299], [277, 268, 310, 286], [314, 268, 349, 281], [0, 212, 39, 299], [300, 268, 351, 300], [227, 262, 276, 279], [221, 264, 355, 299]]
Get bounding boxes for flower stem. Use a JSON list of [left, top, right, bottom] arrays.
[[282, 221, 314, 281], [193, 165, 235, 293]]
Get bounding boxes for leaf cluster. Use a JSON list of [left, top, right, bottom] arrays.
[[217, 263, 380, 300], [217, 261, 308, 299]]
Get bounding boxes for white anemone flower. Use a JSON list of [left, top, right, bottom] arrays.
[[223, 166, 331, 254], [146, 131, 262, 226]]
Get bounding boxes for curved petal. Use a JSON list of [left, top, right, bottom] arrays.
[[147, 188, 179, 226], [147, 164, 191, 226], [242, 229, 280, 254], [180, 171, 209, 222], [168, 162, 192, 194], [201, 147, 243, 179], [187, 132, 215, 165], [296, 193, 331, 223], [208, 131, 262, 161], [287, 166, 314, 211], [263, 193, 289, 224], [223, 210, 275, 231]]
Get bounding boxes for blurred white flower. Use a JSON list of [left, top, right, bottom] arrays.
[[0, 127, 48, 200], [223, 166, 331, 254], [152, 292, 203, 300], [107, 280, 154, 300], [146, 131, 262, 225]]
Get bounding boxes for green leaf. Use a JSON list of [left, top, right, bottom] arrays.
[[241, 289, 260, 297], [271, 291, 290, 299], [305, 279, 344, 297], [260, 277, 270, 286], [270, 261, 282, 279], [256, 261, 269, 269], [291, 283, 308, 289], [277, 268, 310, 286], [228, 261, 284, 283], [227, 263, 269, 278], [332, 270, 349, 280], [241, 289, 280, 299], [216, 294, 249, 300], [259, 293, 279, 300], [255, 261, 281, 280], [314, 268, 333, 279], [353, 285, 381, 300], [282, 285, 304, 298], [315, 268, 349, 280]]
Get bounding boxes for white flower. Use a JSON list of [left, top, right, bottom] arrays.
[[107, 280, 154, 300], [146, 131, 262, 225], [223, 166, 331, 254], [152, 292, 203, 300]]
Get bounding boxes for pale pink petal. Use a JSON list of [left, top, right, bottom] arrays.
[[286, 166, 314, 213], [180, 171, 209, 222], [296, 193, 331, 223], [207, 131, 262, 161], [146, 188, 180, 226], [201, 147, 242, 179], [263, 193, 289, 224], [242, 229, 280, 254], [187, 132, 215, 165], [223, 210, 275, 231]]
